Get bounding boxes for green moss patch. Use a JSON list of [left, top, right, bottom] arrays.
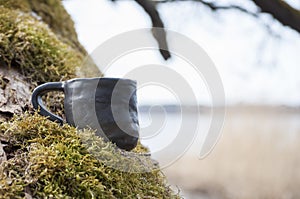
[[0, 0, 84, 53], [0, 0, 31, 12], [0, 113, 180, 198], [0, 6, 83, 83]]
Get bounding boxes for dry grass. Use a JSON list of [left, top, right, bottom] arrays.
[[162, 106, 300, 199]]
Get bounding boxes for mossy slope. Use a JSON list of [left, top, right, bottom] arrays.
[[0, 114, 179, 198]]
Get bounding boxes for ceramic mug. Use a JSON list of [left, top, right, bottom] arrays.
[[31, 77, 139, 151]]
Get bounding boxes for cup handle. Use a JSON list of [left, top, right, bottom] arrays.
[[31, 82, 64, 124]]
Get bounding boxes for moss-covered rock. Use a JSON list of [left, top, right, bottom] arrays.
[[0, 114, 179, 198]]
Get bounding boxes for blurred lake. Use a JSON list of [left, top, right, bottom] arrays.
[[138, 106, 300, 199]]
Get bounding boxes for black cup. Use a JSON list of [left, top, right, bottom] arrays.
[[31, 77, 139, 151]]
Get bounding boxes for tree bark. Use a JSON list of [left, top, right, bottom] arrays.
[[0, 66, 32, 122]]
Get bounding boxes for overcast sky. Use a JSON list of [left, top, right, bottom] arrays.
[[64, 0, 300, 106]]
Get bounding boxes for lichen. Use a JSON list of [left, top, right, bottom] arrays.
[[0, 113, 180, 198]]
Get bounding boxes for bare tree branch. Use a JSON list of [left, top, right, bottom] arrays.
[[112, 0, 171, 60], [134, 0, 171, 60], [157, 0, 300, 35], [157, 0, 281, 38], [252, 0, 300, 34], [112, 0, 300, 60]]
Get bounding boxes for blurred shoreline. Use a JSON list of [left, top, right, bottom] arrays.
[[139, 105, 300, 199], [138, 104, 300, 113]]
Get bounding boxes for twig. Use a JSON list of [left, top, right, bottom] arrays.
[[157, 0, 259, 17], [156, 0, 281, 38]]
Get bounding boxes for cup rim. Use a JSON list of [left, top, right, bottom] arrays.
[[66, 77, 137, 84]]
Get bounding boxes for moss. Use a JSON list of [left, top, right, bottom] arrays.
[[29, 0, 86, 54], [0, 0, 31, 12], [0, 113, 180, 198], [0, 0, 84, 53], [0, 6, 83, 83]]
